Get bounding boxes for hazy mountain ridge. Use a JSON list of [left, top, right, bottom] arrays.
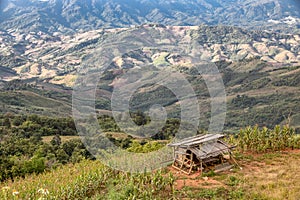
[[0, 0, 299, 33], [0, 25, 299, 85]]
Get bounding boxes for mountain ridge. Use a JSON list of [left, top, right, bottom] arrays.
[[0, 25, 299, 84], [0, 0, 299, 34]]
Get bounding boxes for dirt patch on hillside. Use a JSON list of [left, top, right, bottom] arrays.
[[169, 149, 300, 192], [167, 166, 226, 190]]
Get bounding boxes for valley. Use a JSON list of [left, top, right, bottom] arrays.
[[0, 25, 299, 131], [0, 0, 300, 199]]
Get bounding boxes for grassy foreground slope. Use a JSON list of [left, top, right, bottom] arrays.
[[1, 149, 300, 199], [1, 126, 300, 200], [0, 160, 175, 200]]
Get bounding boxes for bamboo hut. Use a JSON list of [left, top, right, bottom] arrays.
[[168, 134, 237, 175]]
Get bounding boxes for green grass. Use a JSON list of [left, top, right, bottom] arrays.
[[0, 90, 71, 116], [153, 52, 170, 67]]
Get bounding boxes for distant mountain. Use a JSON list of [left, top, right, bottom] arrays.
[[0, 0, 299, 131], [0, 25, 299, 84], [0, 0, 299, 33], [0, 24, 299, 130]]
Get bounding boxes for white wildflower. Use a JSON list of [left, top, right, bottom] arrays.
[[38, 188, 49, 195], [12, 190, 19, 196]]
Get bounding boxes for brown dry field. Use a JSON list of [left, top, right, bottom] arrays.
[[169, 149, 300, 200]]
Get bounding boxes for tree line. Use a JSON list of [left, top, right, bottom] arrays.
[[0, 113, 180, 182]]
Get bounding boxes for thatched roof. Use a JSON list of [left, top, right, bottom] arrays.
[[168, 134, 233, 160]]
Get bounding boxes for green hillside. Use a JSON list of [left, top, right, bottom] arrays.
[[0, 59, 299, 132]]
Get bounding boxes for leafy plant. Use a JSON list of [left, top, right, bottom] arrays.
[[231, 125, 299, 153]]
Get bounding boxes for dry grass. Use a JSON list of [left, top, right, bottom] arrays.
[[167, 149, 300, 199], [42, 135, 80, 143], [235, 150, 300, 200]]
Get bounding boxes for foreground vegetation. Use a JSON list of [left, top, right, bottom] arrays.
[[0, 124, 299, 199], [0, 114, 91, 182], [2, 150, 300, 199], [0, 160, 175, 200], [0, 114, 176, 182], [230, 125, 300, 153]]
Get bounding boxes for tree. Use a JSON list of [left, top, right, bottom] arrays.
[[70, 148, 85, 163], [50, 135, 62, 146], [131, 110, 147, 126], [56, 148, 69, 164]]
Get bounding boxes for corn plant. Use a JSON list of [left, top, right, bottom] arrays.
[[0, 159, 175, 199], [231, 125, 299, 153]]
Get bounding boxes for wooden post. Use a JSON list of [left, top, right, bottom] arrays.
[[188, 153, 193, 174], [173, 147, 175, 162], [200, 161, 203, 175]]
